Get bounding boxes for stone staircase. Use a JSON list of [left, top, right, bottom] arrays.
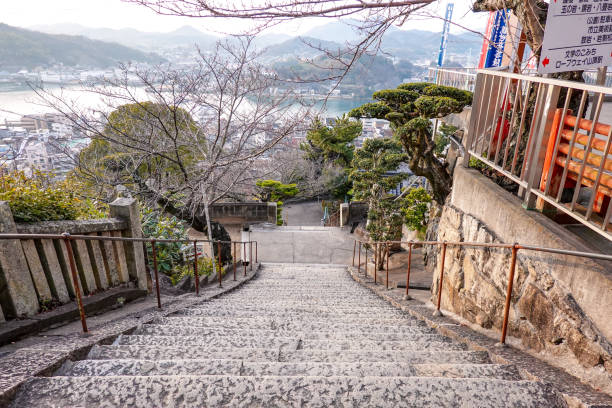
[[11, 263, 566, 407]]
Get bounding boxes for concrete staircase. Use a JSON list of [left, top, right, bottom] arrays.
[[11, 263, 566, 407]]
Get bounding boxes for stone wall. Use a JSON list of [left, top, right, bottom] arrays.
[[429, 164, 612, 381], [0, 198, 147, 320]]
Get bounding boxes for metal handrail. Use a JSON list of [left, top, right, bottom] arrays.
[[475, 68, 612, 94], [352, 238, 611, 345], [465, 69, 612, 240], [0, 232, 258, 335]]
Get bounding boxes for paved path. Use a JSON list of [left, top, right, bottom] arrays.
[[283, 201, 323, 226], [11, 263, 565, 407], [249, 225, 354, 264]]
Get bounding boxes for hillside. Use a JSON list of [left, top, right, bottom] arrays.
[[31, 23, 219, 51], [0, 24, 164, 70], [33, 21, 483, 65], [262, 37, 344, 59], [303, 21, 481, 62], [273, 53, 417, 95]]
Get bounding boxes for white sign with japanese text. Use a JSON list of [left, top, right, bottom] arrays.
[[538, 0, 612, 74]]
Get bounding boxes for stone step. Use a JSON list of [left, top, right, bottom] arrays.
[[153, 316, 429, 332], [170, 313, 428, 327], [11, 375, 565, 407], [208, 300, 388, 307], [134, 324, 438, 341], [59, 359, 521, 380], [201, 303, 398, 312], [176, 309, 417, 322], [116, 334, 464, 351], [187, 305, 408, 317], [88, 345, 491, 364]]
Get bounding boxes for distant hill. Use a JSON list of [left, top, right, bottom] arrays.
[[381, 29, 481, 61], [25, 20, 483, 69], [273, 53, 417, 96], [31, 23, 219, 51], [300, 21, 481, 64], [262, 37, 344, 59], [0, 24, 165, 70]]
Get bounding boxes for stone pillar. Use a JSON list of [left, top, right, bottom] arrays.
[[267, 202, 277, 224], [109, 198, 147, 291], [340, 203, 349, 227], [0, 202, 39, 317]]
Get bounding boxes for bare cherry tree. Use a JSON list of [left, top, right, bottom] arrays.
[[30, 37, 310, 265]]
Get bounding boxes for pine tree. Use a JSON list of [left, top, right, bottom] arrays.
[[350, 138, 408, 270]]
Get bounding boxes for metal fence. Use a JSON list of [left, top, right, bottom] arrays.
[[0, 233, 257, 334], [353, 239, 612, 345], [465, 69, 612, 240], [426, 67, 477, 92]]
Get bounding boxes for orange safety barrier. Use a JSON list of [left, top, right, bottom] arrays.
[[540, 109, 612, 215]]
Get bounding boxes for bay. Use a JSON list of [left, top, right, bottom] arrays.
[[0, 84, 372, 123]]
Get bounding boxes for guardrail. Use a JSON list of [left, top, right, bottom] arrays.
[[352, 239, 612, 345], [465, 69, 612, 240], [0, 233, 257, 335]]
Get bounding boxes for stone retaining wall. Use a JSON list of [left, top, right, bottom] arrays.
[[0, 198, 147, 320], [428, 165, 612, 379]]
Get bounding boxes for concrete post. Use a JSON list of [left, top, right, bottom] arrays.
[[267, 202, 277, 224], [109, 198, 147, 291], [0, 202, 39, 317], [340, 203, 349, 227]]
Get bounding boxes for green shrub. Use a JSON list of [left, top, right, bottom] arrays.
[[401, 187, 432, 233], [141, 206, 188, 275], [0, 170, 107, 222], [170, 257, 221, 285]]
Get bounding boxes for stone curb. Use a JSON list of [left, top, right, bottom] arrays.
[[348, 266, 612, 408], [0, 287, 147, 347], [0, 264, 260, 406]]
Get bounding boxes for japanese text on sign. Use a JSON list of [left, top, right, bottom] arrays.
[[538, 0, 612, 74]]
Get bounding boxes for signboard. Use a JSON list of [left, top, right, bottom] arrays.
[[437, 3, 454, 67], [538, 0, 612, 74], [484, 9, 509, 68]]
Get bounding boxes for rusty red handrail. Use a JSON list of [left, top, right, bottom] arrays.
[[354, 238, 611, 345]]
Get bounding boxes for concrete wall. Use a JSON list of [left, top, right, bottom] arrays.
[[430, 164, 612, 379], [0, 198, 146, 320], [209, 202, 276, 225], [248, 226, 354, 265]]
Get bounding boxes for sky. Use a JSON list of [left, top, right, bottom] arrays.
[[1, 0, 487, 36]]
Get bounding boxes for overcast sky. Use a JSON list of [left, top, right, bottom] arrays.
[[2, 0, 487, 36]]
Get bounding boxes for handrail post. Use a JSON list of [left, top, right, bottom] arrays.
[[352, 240, 356, 266], [233, 242, 237, 281], [193, 241, 199, 296], [151, 239, 161, 309], [434, 242, 447, 316], [374, 242, 378, 285], [255, 241, 258, 263], [404, 242, 413, 300], [62, 233, 88, 334], [500, 244, 519, 345], [217, 241, 222, 288], [385, 241, 390, 289], [250, 241, 253, 271], [358, 241, 361, 273], [364, 246, 368, 276], [243, 242, 247, 276]]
